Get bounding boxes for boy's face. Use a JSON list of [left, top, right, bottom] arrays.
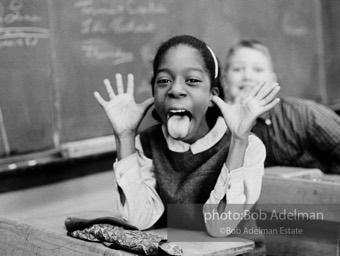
[[153, 45, 215, 144], [224, 47, 276, 103]]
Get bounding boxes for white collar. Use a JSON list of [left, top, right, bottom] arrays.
[[161, 116, 227, 154]]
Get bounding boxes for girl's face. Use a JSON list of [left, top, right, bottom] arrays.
[[153, 45, 216, 144], [224, 47, 276, 103]]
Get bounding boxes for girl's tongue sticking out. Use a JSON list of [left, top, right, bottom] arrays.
[[167, 110, 191, 139]]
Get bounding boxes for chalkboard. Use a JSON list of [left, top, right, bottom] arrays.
[[49, 0, 322, 144], [0, 0, 55, 156], [49, 0, 169, 142], [0, 0, 335, 157], [322, 0, 340, 108]]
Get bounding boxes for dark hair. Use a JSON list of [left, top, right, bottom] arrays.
[[151, 35, 224, 127]]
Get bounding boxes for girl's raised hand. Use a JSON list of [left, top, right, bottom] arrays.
[[94, 73, 154, 138], [213, 82, 280, 140]]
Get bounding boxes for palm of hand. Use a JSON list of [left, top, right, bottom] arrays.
[[223, 99, 262, 139], [213, 82, 280, 139], [102, 94, 146, 136], [94, 74, 154, 137]]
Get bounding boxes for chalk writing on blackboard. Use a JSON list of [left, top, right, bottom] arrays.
[[0, 0, 49, 48], [80, 16, 156, 34], [81, 41, 133, 65], [74, 0, 168, 66], [76, 0, 168, 35], [74, 0, 167, 16]]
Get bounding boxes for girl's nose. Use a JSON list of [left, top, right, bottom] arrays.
[[168, 80, 187, 98]]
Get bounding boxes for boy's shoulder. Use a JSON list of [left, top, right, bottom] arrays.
[[280, 96, 335, 116], [280, 96, 314, 108], [281, 96, 324, 109]]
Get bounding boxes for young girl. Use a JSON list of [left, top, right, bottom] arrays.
[[94, 35, 280, 237]]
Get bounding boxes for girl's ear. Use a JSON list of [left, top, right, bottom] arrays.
[[209, 87, 219, 107]]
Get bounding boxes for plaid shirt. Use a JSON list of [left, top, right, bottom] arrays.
[[252, 97, 340, 174]]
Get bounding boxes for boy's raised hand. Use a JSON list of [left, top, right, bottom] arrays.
[[213, 82, 280, 140], [94, 73, 154, 138]]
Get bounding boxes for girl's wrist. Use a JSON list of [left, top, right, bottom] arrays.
[[231, 133, 250, 142], [225, 134, 249, 171], [115, 134, 136, 160], [230, 135, 249, 153], [115, 134, 136, 148], [115, 131, 137, 141]]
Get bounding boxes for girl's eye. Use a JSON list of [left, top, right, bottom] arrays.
[[156, 79, 171, 85], [186, 78, 200, 85]]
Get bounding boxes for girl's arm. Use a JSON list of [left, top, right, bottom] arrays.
[[204, 82, 280, 237], [95, 74, 161, 229], [203, 135, 265, 237], [113, 136, 164, 230]]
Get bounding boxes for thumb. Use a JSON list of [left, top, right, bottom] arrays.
[[212, 96, 228, 111], [140, 97, 154, 113]]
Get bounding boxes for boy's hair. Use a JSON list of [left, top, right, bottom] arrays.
[[224, 39, 274, 71], [151, 35, 224, 127]]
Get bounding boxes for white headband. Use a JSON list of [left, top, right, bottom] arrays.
[[206, 46, 218, 78]]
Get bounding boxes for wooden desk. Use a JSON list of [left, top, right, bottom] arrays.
[[257, 167, 340, 256], [260, 166, 340, 205], [0, 171, 254, 256]]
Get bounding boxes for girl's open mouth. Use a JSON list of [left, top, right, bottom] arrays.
[[167, 109, 192, 119]]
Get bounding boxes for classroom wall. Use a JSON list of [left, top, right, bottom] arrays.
[[0, 0, 339, 157]]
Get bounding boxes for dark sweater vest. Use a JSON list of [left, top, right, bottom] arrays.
[[140, 125, 265, 251], [140, 124, 231, 230]]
